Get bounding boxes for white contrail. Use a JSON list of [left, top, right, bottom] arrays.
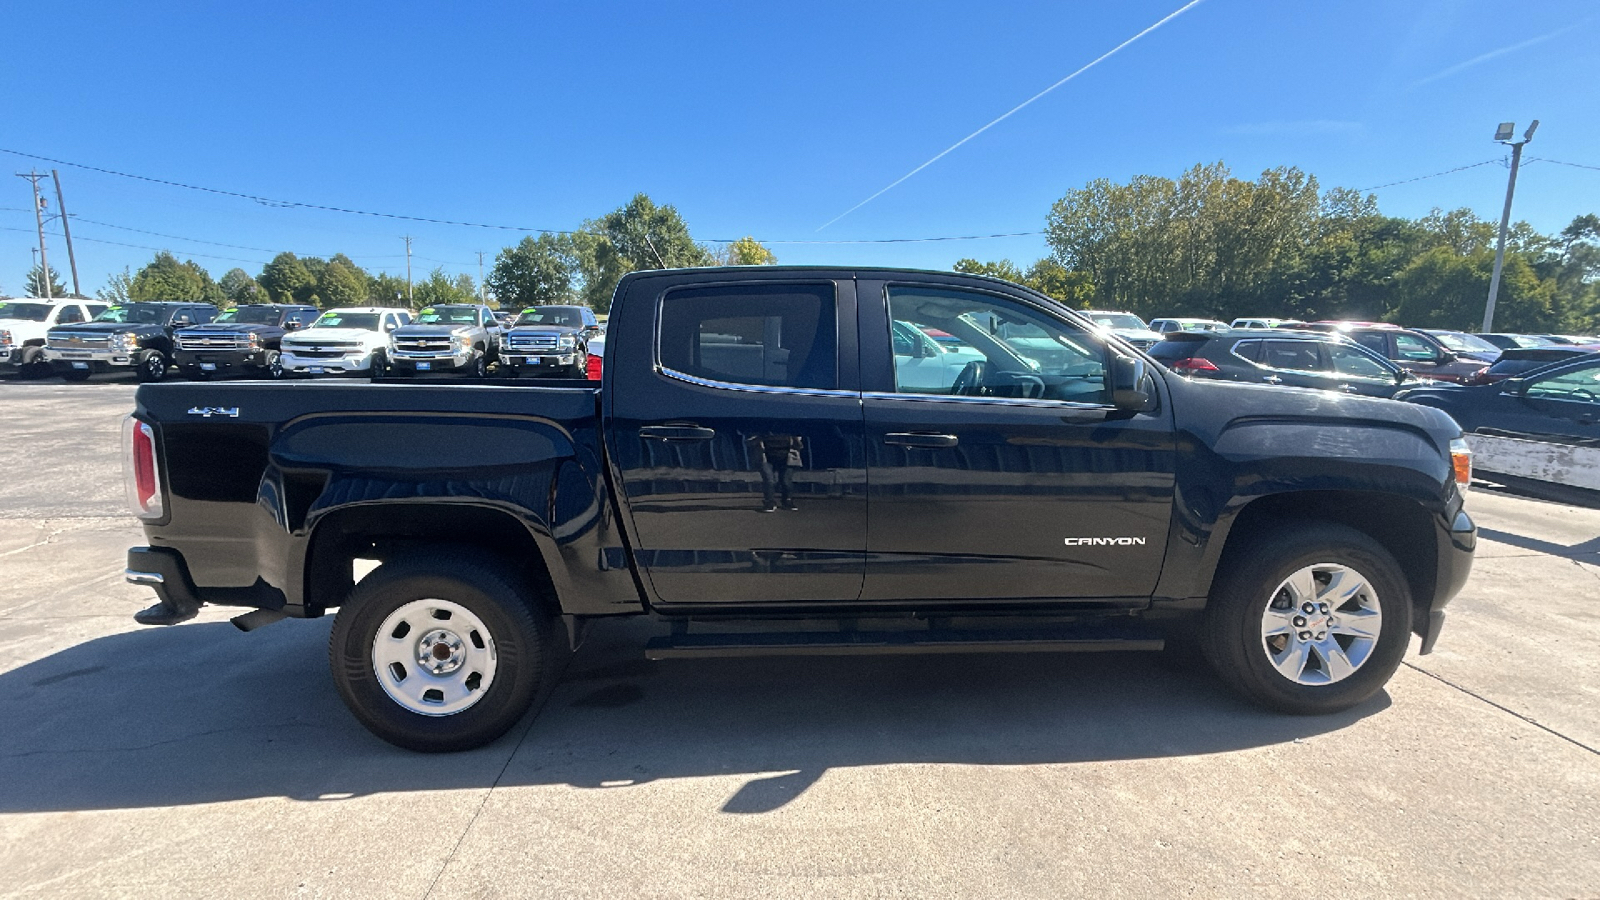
[[817, 0, 1207, 231], [1410, 23, 1582, 88]]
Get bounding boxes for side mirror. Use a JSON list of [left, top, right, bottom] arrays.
[[285, 320, 303, 331], [1110, 354, 1157, 412]]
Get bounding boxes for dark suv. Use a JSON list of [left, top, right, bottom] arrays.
[[173, 304, 319, 380], [46, 301, 218, 382], [1149, 329, 1411, 398]]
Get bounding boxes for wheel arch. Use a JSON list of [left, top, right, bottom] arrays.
[[303, 502, 567, 620], [1205, 490, 1439, 631]]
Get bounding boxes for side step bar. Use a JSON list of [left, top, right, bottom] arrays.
[[645, 625, 1164, 660]]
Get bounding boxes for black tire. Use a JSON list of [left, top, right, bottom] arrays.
[[368, 350, 388, 380], [1201, 522, 1411, 715], [60, 367, 91, 382], [259, 350, 284, 380], [469, 353, 488, 378], [134, 350, 169, 383], [328, 550, 551, 752], [568, 352, 588, 379], [18, 347, 51, 380]]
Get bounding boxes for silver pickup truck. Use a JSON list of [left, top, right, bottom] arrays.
[[387, 303, 503, 377]]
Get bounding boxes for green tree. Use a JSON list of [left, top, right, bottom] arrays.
[[218, 268, 260, 306], [1388, 247, 1558, 332], [1024, 258, 1095, 307], [129, 252, 222, 303], [258, 252, 315, 305], [952, 258, 1025, 282], [25, 264, 69, 298], [578, 194, 715, 309], [367, 272, 410, 307], [318, 258, 368, 308], [412, 267, 478, 308], [488, 234, 578, 309], [718, 236, 777, 266], [97, 267, 134, 303]]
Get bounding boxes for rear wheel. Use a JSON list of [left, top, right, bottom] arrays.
[[329, 551, 552, 752], [134, 350, 169, 383], [1202, 523, 1411, 715]]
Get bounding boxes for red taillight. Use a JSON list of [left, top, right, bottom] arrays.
[[586, 353, 603, 380], [1170, 357, 1220, 376], [122, 416, 164, 519]]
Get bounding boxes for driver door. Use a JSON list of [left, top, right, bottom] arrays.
[[859, 278, 1175, 604]]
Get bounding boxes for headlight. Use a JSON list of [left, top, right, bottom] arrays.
[[557, 333, 577, 350], [0, 329, 12, 348], [1450, 437, 1472, 492], [246, 332, 261, 349], [454, 335, 471, 350], [116, 332, 140, 350]]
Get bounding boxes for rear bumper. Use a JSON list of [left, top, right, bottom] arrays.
[[127, 546, 203, 622], [1418, 505, 1476, 654]]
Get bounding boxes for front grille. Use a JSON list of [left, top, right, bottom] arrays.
[[47, 332, 111, 350], [177, 335, 248, 351], [394, 337, 456, 353], [284, 343, 357, 359], [507, 333, 561, 352]]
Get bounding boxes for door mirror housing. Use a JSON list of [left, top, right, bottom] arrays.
[[1110, 354, 1157, 412]]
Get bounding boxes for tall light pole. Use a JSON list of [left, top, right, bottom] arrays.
[[1482, 119, 1538, 333]]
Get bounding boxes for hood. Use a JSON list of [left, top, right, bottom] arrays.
[[508, 325, 580, 335], [283, 326, 380, 344], [1107, 327, 1165, 345], [393, 324, 474, 337], [178, 322, 279, 336], [49, 321, 162, 335], [1171, 373, 1464, 449]]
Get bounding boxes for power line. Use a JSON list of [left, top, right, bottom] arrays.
[[0, 225, 268, 265], [1526, 157, 1600, 172], [1357, 158, 1502, 192]]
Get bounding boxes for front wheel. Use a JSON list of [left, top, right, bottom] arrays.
[[469, 353, 488, 378], [258, 350, 285, 379], [18, 347, 51, 380], [328, 551, 551, 752], [134, 350, 169, 383], [368, 350, 388, 380], [1202, 523, 1411, 715]]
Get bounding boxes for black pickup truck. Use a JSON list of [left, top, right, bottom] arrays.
[[122, 267, 1476, 751], [49, 301, 218, 382], [173, 303, 320, 380]]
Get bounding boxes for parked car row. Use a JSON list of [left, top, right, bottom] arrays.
[[0, 298, 605, 383]]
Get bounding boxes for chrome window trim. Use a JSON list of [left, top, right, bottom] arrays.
[[862, 390, 1114, 411], [659, 366, 858, 399]]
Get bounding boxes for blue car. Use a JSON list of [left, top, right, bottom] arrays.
[[1396, 353, 1600, 441]]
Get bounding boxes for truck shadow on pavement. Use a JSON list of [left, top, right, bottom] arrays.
[[0, 617, 1386, 815]]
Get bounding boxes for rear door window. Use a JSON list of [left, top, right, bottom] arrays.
[[1230, 339, 1262, 363], [1354, 333, 1389, 356], [1394, 333, 1441, 362], [1260, 340, 1326, 372], [659, 284, 837, 390]]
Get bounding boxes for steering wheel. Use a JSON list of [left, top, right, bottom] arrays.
[[951, 360, 987, 396], [1569, 388, 1597, 403]]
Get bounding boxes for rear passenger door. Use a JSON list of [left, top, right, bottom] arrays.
[[607, 277, 867, 606], [1325, 343, 1401, 396], [1251, 339, 1337, 391]]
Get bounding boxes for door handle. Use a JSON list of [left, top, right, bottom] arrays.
[[1262, 375, 1282, 385], [641, 425, 716, 442], [1338, 384, 1359, 393], [884, 432, 959, 448]]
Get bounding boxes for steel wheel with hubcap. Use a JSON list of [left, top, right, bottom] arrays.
[[18, 347, 51, 380], [261, 350, 284, 379], [470, 353, 488, 378], [329, 550, 551, 752], [1203, 522, 1410, 714]]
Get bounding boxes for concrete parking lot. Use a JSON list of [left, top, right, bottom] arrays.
[[0, 380, 1596, 898]]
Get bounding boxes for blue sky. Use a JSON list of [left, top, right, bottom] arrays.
[[4, 0, 1597, 298]]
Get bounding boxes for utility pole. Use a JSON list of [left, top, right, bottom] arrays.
[[1483, 120, 1538, 333], [50, 170, 82, 297], [16, 170, 52, 299], [476, 251, 486, 303], [403, 235, 413, 306]]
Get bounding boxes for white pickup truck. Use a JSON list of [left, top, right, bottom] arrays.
[[0, 298, 107, 379], [279, 307, 412, 377]]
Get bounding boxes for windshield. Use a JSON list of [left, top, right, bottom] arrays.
[[1090, 313, 1149, 331], [0, 302, 52, 322], [416, 305, 479, 325], [515, 307, 584, 328], [93, 304, 168, 324], [311, 312, 381, 330], [214, 307, 283, 325], [1431, 331, 1499, 353]]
